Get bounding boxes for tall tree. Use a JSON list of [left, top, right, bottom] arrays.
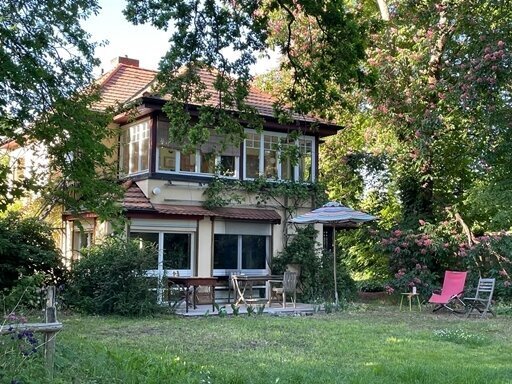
[[0, 0, 122, 218], [123, 0, 370, 149], [365, 0, 512, 226], [261, 0, 512, 231]]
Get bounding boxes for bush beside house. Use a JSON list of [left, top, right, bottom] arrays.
[[0, 213, 65, 310], [273, 225, 356, 303], [64, 238, 160, 316]]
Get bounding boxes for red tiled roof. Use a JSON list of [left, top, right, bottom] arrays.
[[97, 63, 331, 125], [134, 68, 321, 123], [153, 204, 216, 217], [122, 180, 153, 211], [95, 64, 157, 111], [211, 207, 282, 223], [122, 182, 280, 222]]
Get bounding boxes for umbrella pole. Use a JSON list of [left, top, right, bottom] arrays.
[[333, 227, 339, 306]]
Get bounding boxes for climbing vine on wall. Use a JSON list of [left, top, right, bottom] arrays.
[[204, 176, 325, 210], [203, 176, 326, 243]]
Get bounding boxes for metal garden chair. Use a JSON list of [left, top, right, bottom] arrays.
[[428, 271, 467, 313]]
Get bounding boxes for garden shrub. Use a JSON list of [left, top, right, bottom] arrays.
[[0, 212, 64, 291], [272, 226, 356, 303], [356, 279, 388, 293], [377, 220, 512, 301], [65, 237, 160, 316], [463, 233, 512, 301], [339, 227, 390, 281], [1, 273, 47, 313], [376, 221, 461, 297]]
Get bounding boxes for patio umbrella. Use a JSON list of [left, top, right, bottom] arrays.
[[289, 201, 377, 305]]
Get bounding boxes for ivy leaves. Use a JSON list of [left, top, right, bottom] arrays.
[[203, 175, 326, 219]]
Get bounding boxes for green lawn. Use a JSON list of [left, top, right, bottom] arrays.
[[4, 305, 512, 383]]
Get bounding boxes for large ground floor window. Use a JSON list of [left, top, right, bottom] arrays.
[[213, 234, 268, 275], [130, 231, 193, 277]]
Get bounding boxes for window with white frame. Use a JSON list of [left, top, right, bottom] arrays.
[[72, 221, 94, 262], [245, 132, 260, 179], [156, 117, 240, 177], [243, 131, 315, 181], [298, 138, 313, 182], [120, 119, 150, 175], [130, 231, 193, 276]]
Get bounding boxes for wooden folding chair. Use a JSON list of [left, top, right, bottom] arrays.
[[272, 271, 297, 308], [464, 278, 496, 318]]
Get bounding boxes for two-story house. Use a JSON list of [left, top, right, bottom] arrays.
[[58, 56, 341, 300]]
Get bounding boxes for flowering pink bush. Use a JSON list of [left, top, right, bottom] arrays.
[[377, 220, 512, 300]]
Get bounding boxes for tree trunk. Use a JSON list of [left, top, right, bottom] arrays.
[[376, 0, 390, 21]]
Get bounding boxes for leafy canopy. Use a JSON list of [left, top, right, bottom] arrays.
[[266, 0, 512, 231], [123, 0, 370, 150], [0, 212, 64, 291], [0, 0, 123, 218]]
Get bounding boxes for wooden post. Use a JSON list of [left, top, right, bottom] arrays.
[[0, 285, 62, 379], [44, 286, 57, 378]]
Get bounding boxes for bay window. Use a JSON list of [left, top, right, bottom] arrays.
[[119, 116, 314, 181], [156, 117, 240, 177], [120, 119, 150, 175]]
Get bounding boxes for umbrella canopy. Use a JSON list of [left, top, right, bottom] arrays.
[[289, 202, 377, 305], [289, 201, 377, 226]]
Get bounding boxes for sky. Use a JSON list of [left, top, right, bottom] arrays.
[[83, 0, 170, 74], [83, 0, 279, 76]]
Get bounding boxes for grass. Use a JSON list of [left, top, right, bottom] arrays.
[[3, 304, 512, 383]]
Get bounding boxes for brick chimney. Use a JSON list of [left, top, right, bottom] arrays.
[[111, 56, 139, 67]]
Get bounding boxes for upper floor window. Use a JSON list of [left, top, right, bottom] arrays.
[[243, 131, 315, 182], [120, 119, 150, 175], [119, 116, 315, 182], [156, 117, 240, 177]]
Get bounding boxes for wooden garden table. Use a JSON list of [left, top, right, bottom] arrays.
[[168, 276, 218, 313]]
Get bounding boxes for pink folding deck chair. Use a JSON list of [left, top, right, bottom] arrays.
[[429, 271, 467, 313]]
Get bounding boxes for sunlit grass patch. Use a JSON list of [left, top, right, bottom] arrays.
[[432, 328, 489, 347]]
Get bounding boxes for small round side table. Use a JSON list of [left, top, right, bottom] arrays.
[[399, 292, 422, 311]]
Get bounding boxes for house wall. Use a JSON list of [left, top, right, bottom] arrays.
[[134, 179, 322, 271], [59, 113, 327, 304], [197, 218, 213, 276]]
